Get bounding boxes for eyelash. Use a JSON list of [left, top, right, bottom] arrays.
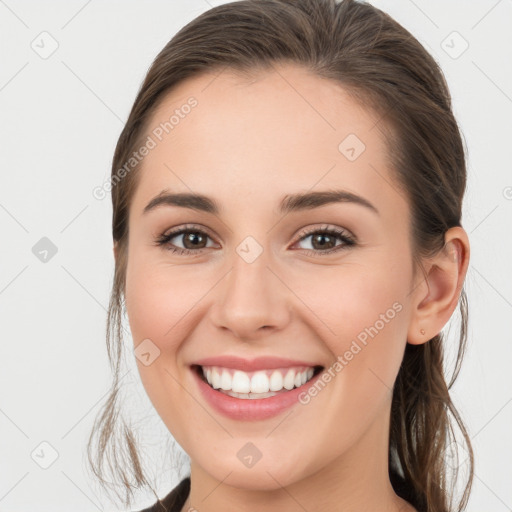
[[154, 223, 356, 257]]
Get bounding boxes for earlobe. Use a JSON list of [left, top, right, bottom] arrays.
[[113, 242, 118, 262], [407, 227, 470, 345]]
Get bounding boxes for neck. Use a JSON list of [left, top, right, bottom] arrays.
[[181, 406, 416, 512]]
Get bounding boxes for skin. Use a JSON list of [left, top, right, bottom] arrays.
[[116, 63, 470, 512]]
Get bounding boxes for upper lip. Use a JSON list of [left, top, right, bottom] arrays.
[[192, 355, 323, 372]]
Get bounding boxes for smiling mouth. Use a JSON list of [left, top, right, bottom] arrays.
[[191, 364, 324, 399]]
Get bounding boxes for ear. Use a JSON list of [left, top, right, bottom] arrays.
[[407, 226, 470, 345], [113, 241, 118, 262]]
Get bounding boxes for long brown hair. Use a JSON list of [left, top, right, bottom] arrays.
[[86, 1, 474, 510]]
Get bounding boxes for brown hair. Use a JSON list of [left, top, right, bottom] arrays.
[[86, 1, 474, 510]]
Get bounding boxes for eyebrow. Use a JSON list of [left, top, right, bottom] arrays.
[[142, 189, 379, 216]]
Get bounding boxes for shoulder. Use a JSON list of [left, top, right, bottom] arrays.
[[133, 476, 191, 512]]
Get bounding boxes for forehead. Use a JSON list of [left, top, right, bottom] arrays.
[[130, 63, 405, 221]]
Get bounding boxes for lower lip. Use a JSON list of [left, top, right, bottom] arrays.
[[191, 366, 323, 421]]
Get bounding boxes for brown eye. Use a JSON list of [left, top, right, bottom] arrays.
[[293, 226, 356, 255], [309, 232, 337, 250], [180, 231, 208, 249], [155, 225, 217, 255]]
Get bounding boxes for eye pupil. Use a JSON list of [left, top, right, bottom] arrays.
[[184, 232, 206, 249], [313, 233, 335, 250], [183, 231, 201, 248]]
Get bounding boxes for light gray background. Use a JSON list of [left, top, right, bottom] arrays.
[[0, 0, 511, 510]]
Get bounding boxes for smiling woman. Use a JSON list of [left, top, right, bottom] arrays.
[[86, 1, 474, 511]]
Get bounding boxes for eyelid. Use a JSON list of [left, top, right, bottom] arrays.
[[293, 223, 355, 242], [161, 223, 217, 240]]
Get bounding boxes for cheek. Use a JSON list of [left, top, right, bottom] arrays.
[[124, 253, 204, 427], [125, 249, 203, 349], [286, 264, 410, 454], [295, 258, 407, 329], [290, 260, 410, 389]]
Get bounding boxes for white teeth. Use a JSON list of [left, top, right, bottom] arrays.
[[201, 365, 318, 395], [251, 371, 269, 393], [210, 368, 221, 389], [269, 371, 283, 391], [283, 369, 295, 390], [220, 369, 231, 391], [232, 370, 251, 393]]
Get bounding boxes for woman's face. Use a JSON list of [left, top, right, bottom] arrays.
[[124, 64, 422, 490]]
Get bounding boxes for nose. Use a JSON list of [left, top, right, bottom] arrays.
[[209, 248, 292, 341]]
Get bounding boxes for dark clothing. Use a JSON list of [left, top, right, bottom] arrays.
[[135, 476, 190, 512]]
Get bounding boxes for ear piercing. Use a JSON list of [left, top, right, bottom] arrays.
[[420, 328, 426, 335]]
